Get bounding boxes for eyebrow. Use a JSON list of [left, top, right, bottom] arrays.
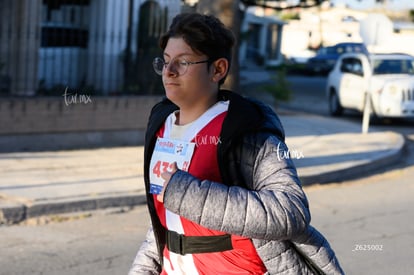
[[163, 52, 195, 59]]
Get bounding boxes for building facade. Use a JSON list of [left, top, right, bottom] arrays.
[[0, 0, 180, 96], [240, 12, 285, 67]]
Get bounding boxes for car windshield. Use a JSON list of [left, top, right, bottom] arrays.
[[336, 45, 366, 54], [373, 59, 414, 75], [316, 47, 333, 55], [317, 44, 366, 56]]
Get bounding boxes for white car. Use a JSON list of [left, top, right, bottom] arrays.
[[326, 52, 414, 118]]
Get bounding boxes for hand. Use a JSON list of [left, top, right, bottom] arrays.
[[156, 162, 178, 203]]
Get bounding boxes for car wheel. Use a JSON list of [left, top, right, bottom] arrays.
[[329, 90, 343, 116]]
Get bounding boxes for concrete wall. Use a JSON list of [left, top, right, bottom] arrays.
[[0, 95, 162, 152]]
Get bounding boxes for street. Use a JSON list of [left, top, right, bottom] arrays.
[[1, 156, 413, 275], [307, 165, 414, 275], [0, 207, 150, 275], [0, 75, 413, 275]]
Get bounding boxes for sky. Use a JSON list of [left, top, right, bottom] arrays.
[[331, 0, 414, 10]]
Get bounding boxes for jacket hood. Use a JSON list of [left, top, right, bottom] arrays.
[[145, 90, 285, 148], [218, 90, 285, 143]]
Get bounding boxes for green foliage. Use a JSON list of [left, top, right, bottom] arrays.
[[279, 12, 300, 21], [261, 66, 291, 103], [410, 10, 414, 22], [240, 0, 324, 11]]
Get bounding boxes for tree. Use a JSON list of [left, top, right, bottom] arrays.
[[196, 0, 242, 92], [241, 0, 324, 10], [193, 0, 325, 92]]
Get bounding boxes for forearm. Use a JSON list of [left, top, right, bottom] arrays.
[[163, 169, 309, 241]]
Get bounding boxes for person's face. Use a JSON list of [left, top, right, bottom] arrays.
[[162, 37, 216, 108]]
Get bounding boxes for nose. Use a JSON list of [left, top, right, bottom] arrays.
[[164, 62, 178, 77]]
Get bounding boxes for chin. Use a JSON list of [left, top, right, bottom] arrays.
[[165, 91, 182, 105]]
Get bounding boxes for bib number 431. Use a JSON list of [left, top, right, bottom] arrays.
[[152, 160, 190, 178]]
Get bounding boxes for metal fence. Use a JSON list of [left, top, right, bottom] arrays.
[[0, 0, 178, 96]]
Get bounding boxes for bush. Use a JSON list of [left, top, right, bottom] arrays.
[[261, 66, 292, 103], [279, 12, 300, 21]]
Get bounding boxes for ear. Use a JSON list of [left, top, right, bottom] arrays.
[[211, 58, 229, 83]]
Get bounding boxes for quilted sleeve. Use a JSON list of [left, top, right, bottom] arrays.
[[128, 226, 161, 275], [163, 135, 311, 241]]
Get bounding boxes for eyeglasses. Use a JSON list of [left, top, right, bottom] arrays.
[[153, 57, 209, 76]]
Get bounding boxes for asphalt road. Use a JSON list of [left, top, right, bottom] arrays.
[[0, 207, 149, 275], [306, 162, 414, 275], [1, 158, 413, 275]]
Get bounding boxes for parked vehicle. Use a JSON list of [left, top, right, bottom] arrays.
[[306, 42, 368, 75], [326, 52, 414, 118]]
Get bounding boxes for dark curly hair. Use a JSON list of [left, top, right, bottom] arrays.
[[159, 13, 235, 85]]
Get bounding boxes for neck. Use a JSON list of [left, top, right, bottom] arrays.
[[176, 95, 218, 125]]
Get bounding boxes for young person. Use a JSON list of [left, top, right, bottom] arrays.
[[129, 12, 344, 274]]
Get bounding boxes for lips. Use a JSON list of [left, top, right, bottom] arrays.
[[164, 82, 179, 87]]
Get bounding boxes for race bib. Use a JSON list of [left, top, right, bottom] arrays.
[[149, 137, 196, 194]]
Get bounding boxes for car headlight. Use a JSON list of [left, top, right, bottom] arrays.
[[388, 85, 397, 95]]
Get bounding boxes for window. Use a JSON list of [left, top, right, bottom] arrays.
[[340, 58, 363, 76], [373, 59, 414, 75], [41, 26, 88, 48]]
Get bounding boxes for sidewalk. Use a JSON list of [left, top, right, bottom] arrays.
[[0, 112, 405, 224], [0, 68, 406, 224]]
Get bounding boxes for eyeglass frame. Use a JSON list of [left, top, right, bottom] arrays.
[[153, 56, 211, 76]]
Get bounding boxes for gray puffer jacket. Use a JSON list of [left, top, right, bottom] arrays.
[[129, 90, 344, 274]]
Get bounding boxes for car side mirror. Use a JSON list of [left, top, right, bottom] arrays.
[[355, 70, 364, 77]]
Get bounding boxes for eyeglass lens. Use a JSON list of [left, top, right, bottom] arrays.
[[153, 57, 194, 76], [153, 57, 165, 75]]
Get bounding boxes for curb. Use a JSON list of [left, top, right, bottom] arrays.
[[299, 133, 406, 185], [0, 193, 147, 225]]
